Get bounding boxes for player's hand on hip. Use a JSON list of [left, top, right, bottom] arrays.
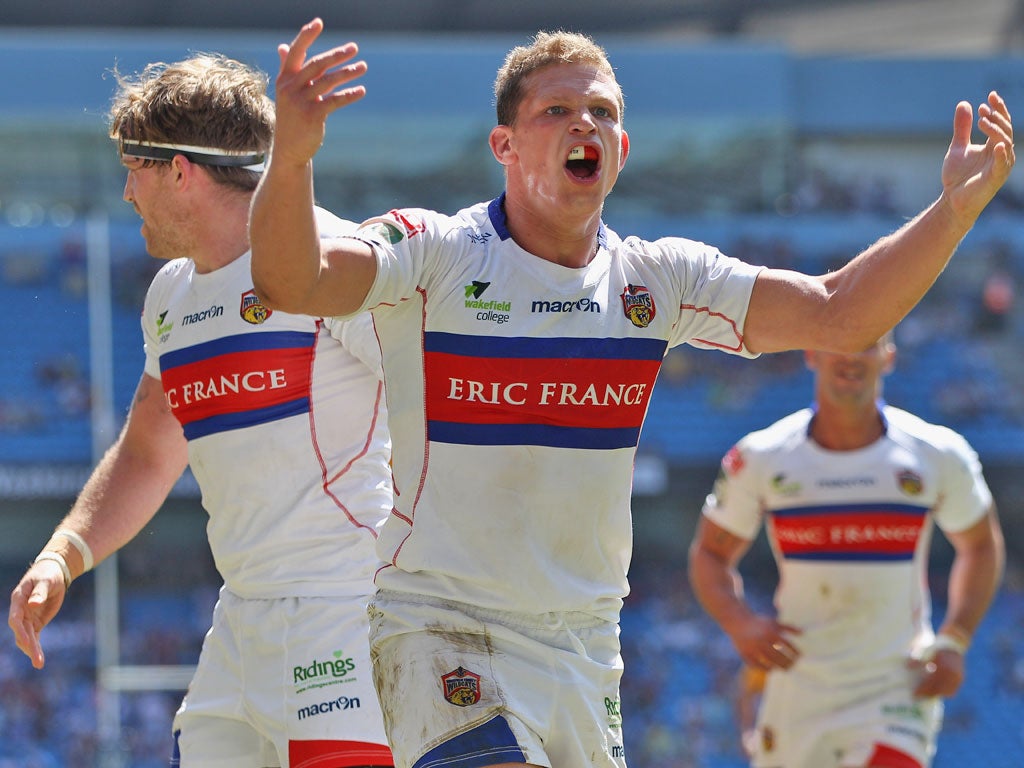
[[733, 616, 802, 671], [8, 563, 68, 669], [272, 17, 368, 168], [910, 648, 965, 698]]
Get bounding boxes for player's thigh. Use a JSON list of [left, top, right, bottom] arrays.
[[369, 593, 625, 768], [753, 667, 941, 768], [172, 593, 276, 767], [750, 669, 832, 767], [243, 594, 392, 766], [173, 712, 276, 768], [841, 692, 941, 768]]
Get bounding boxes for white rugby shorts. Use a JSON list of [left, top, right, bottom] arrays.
[[172, 587, 392, 768], [751, 664, 942, 768], [368, 591, 628, 768]]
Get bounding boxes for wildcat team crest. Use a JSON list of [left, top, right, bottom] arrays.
[[240, 289, 272, 325], [897, 469, 924, 496], [441, 666, 482, 707], [621, 284, 655, 328]]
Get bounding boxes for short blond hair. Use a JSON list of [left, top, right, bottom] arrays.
[[109, 54, 273, 192], [493, 30, 623, 126]]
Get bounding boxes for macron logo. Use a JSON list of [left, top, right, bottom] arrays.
[[297, 695, 361, 721]]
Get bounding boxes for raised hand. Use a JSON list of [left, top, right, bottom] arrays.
[[942, 90, 1015, 226], [271, 18, 368, 168]]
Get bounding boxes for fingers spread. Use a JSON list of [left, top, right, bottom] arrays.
[[305, 44, 363, 82], [306, 59, 368, 103]]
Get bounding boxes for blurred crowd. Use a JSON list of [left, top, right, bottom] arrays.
[[2, 220, 1022, 465], [3, 558, 1024, 768]]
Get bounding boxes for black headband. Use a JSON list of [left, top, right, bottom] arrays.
[[118, 139, 265, 169]]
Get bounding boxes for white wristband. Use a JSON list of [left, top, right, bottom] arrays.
[[34, 551, 71, 590], [932, 633, 968, 655], [55, 529, 94, 572]]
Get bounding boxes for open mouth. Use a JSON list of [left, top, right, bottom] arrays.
[[834, 363, 866, 382], [566, 145, 600, 179]]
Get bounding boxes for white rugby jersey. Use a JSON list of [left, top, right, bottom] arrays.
[[142, 212, 391, 599], [345, 194, 762, 621], [703, 405, 992, 682]]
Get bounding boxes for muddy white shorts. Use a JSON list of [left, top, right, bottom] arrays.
[[367, 591, 627, 768], [171, 587, 392, 768], [751, 664, 943, 768]]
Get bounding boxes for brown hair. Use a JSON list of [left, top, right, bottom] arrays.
[[109, 54, 273, 192], [493, 30, 623, 127]]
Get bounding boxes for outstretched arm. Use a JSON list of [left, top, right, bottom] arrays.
[[7, 373, 188, 669], [250, 17, 377, 318], [744, 91, 1015, 354], [913, 507, 1004, 698], [688, 517, 801, 671]]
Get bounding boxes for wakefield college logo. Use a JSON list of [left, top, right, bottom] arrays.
[[464, 280, 511, 324], [156, 310, 174, 339], [464, 280, 510, 311], [441, 666, 481, 707]]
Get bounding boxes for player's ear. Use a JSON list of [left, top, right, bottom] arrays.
[[880, 342, 897, 376], [619, 130, 630, 170], [489, 125, 514, 166], [169, 154, 193, 188]]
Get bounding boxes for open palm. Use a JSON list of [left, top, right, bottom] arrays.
[[941, 91, 1015, 224]]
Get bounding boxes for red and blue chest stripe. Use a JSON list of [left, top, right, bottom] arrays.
[[770, 502, 929, 562], [423, 332, 666, 449], [159, 330, 315, 440]]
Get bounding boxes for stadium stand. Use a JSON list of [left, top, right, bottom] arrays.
[[3, 218, 1022, 466], [0, 222, 153, 464]]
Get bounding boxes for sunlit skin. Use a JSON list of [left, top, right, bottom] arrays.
[[121, 154, 250, 274], [804, 339, 895, 451], [489, 62, 629, 269], [121, 157, 195, 264]]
